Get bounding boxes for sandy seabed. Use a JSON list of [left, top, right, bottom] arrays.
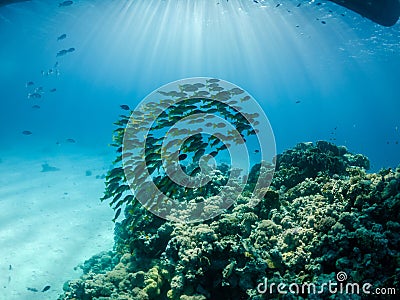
[[0, 150, 115, 300]]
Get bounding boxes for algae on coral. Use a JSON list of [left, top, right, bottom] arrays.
[[59, 141, 400, 300]]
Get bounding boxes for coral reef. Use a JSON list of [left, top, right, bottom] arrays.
[[59, 141, 399, 300]]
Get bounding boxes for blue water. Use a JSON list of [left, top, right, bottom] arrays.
[[0, 0, 399, 170], [0, 1, 399, 299]]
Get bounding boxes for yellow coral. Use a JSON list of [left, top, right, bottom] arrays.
[[143, 266, 163, 298]]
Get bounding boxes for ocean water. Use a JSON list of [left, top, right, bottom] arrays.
[[0, 0, 399, 299]]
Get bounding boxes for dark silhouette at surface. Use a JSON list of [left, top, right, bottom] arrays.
[[330, 0, 400, 27], [0, 0, 398, 26]]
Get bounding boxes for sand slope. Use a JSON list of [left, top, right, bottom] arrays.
[[0, 151, 115, 300]]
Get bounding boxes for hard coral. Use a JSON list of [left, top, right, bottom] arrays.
[[59, 142, 399, 300]]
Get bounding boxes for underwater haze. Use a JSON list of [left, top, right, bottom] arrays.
[[0, 0, 399, 299], [1, 0, 399, 169]]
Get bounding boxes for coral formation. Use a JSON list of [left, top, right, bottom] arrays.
[[59, 141, 399, 300]]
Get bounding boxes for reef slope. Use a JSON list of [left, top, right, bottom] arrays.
[[59, 141, 399, 300]]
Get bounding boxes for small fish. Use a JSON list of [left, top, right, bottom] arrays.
[[297, 3, 301, 7], [26, 81, 34, 87], [210, 86, 224, 92], [50, 88, 57, 92], [254, 149, 260, 153], [209, 151, 218, 157], [112, 208, 122, 222], [106, 167, 124, 180], [178, 153, 187, 161], [295, 100, 301, 104], [194, 149, 206, 162], [210, 138, 221, 148], [193, 83, 205, 88], [180, 84, 198, 92], [27, 287, 38, 292], [22, 131, 32, 135], [217, 144, 228, 151], [321, 20, 326, 24], [66, 138, 76, 143], [59, 0, 73, 7], [229, 88, 244, 95], [57, 33, 67, 41], [276, 3, 281, 8], [41, 285, 51, 292], [175, 92, 188, 98], [120, 105, 130, 110], [9, 265, 12, 270], [195, 91, 210, 97], [56, 49, 68, 57], [67, 47, 75, 53], [215, 91, 231, 101], [240, 95, 250, 102], [214, 123, 226, 129], [32, 105, 41, 109]]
